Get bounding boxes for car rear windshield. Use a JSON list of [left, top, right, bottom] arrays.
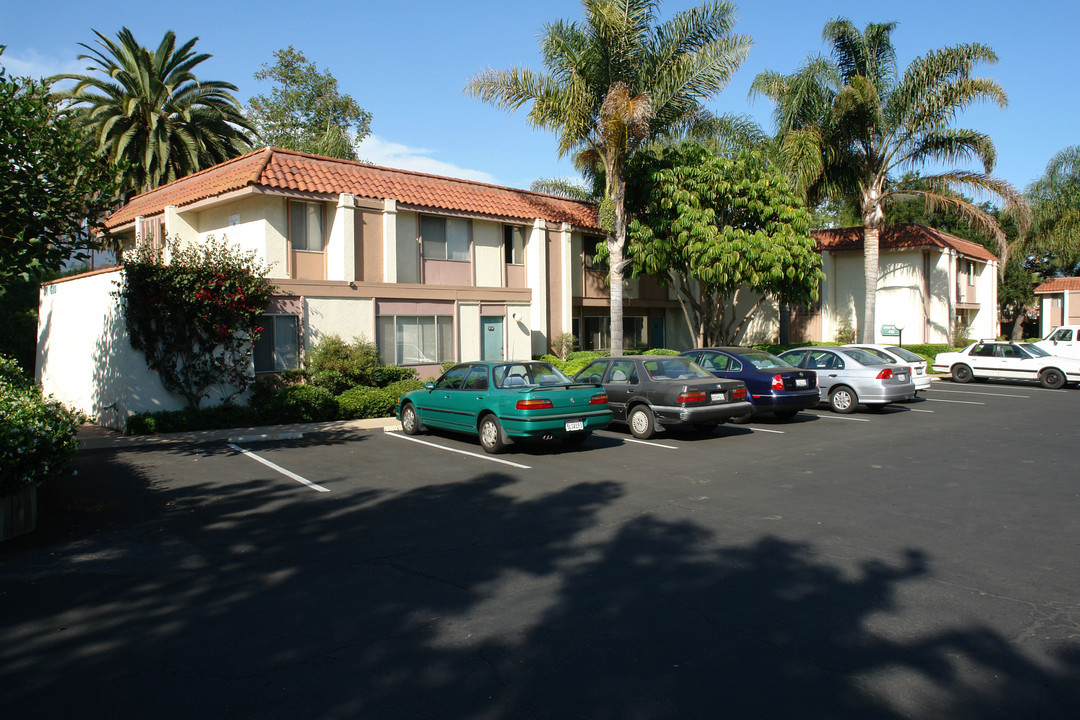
[[884, 346, 925, 363], [493, 362, 572, 388], [738, 349, 795, 370], [643, 357, 713, 380]]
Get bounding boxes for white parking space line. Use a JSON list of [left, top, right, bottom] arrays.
[[927, 388, 1029, 398], [617, 436, 679, 449], [923, 398, 985, 405], [908, 408, 935, 413], [384, 431, 532, 469], [808, 413, 871, 422], [748, 427, 785, 434], [227, 443, 330, 493]]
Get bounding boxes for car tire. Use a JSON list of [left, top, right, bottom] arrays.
[[951, 364, 973, 383], [400, 403, 422, 436], [773, 409, 799, 421], [628, 405, 657, 440], [478, 414, 507, 454], [828, 386, 858, 414], [562, 432, 591, 446], [1040, 368, 1066, 390]]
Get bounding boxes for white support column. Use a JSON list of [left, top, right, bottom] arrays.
[[382, 198, 397, 283], [527, 219, 548, 356], [559, 222, 574, 339], [327, 193, 357, 282]]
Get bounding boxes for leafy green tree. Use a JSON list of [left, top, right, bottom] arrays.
[[1, 50, 120, 292], [467, 0, 750, 354], [751, 18, 1027, 342], [625, 143, 823, 345], [247, 47, 372, 161], [117, 236, 274, 409], [52, 28, 254, 197], [1027, 146, 1080, 271]]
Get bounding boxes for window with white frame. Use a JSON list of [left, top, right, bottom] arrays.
[[579, 316, 646, 350], [254, 315, 300, 372], [377, 315, 455, 365], [289, 200, 325, 251], [504, 226, 525, 265], [422, 216, 471, 261]]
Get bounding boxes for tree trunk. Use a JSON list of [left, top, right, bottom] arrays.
[[608, 163, 628, 356], [862, 224, 879, 343]]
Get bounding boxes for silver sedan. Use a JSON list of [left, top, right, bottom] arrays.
[[778, 346, 917, 413]]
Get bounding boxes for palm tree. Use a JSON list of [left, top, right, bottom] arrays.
[[1027, 146, 1080, 270], [467, 0, 750, 355], [751, 18, 1028, 342], [52, 28, 254, 197]]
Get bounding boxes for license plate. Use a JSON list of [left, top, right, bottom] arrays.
[[897, 374, 908, 382], [795, 378, 808, 387], [710, 393, 723, 402], [916, 368, 924, 375], [565, 419, 585, 432]]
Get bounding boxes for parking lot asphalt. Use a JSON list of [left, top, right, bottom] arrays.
[[2, 378, 1079, 719]]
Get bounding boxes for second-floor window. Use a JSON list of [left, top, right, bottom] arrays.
[[290, 200, 324, 251], [504, 226, 525, 265], [422, 216, 471, 262], [584, 235, 607, 271]]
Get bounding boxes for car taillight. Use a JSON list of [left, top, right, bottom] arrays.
[[732, 386, 748, 400], [589, 393, 608, 405], [516, 398, 554, 409], [771, 374, 784, 391], [875, 367, 894, 380], [676, 391, 708, 403]]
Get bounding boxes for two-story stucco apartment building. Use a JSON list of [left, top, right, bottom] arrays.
[[36, 147, 695, 427]]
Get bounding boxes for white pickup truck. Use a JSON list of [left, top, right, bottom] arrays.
[[1034, 326, 1080, 359]]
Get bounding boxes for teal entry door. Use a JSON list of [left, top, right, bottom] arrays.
[[482, 316, 504, 361]]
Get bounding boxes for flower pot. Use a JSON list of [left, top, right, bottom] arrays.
[[0, 484, 37, 542]]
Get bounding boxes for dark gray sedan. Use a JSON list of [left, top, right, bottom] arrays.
[[574, 355, 751, 439]]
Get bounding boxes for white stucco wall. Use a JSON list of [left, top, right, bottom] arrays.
[[305, 297, 376, 348], [36, 270, 198, 430], [473, 220, 502, 287], [187, 195, 290, 278]]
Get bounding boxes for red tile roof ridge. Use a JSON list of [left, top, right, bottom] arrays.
[[1034, 276, 1080, 293], [811, 223, 999, 263]]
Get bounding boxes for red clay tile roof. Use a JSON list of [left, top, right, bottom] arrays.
[[1034, 276, 1080, 294], [105, 147, 600, 230], [811, 224, 999, 264]]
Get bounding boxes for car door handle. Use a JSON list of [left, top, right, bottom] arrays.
[[828, 373, 838, 378]]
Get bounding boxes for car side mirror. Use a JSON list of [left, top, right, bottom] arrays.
[[424, 381, 435, 390]]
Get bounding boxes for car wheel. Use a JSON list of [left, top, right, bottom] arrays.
[[773, 409, 799, 421], [478, 414, 507, 454], [1040, 368, 1066, 390], [562, 432, 591, 446], [951, 364, 973, 383], [828, 386, 858, 414], [628, 405, 657, 440], [693, 422, 718, 433], [400, 403, 421, 436]]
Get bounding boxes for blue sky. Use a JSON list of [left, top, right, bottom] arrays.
[[2, 0, 1074, 200]]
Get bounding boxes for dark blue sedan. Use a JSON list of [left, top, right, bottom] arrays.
[[679, 347, 819, 422]]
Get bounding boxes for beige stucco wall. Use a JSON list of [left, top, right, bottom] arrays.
[[185, 195, 290, 279], [304, 297, 376, 348], [473, 220, 502, 287], [36, 269, 202, 430], [395, 210, 419, 283]]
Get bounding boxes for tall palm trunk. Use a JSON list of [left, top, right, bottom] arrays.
[[607, 160, 627, 356], [861, 188, 884, 343]]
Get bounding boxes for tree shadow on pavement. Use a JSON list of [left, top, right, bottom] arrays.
[[1, 444, 1077, 720]]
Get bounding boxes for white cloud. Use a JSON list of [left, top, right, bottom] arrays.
[[0, 49, 85, 81], [356, 135, 497, 184]]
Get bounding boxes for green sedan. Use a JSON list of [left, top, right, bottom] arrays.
[[396, 361, 612, 453]]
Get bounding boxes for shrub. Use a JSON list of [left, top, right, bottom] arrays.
[[306, 334, 381, 387], [261, 385, 338, 424], [384, 378, 425, 400], [372, 364, 418, 387], [125, 403, 261, 435], [336, 386, 396, 420], [0, 355, 81, 495]]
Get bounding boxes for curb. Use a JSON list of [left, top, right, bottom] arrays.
[[78, 417, 402, 451]]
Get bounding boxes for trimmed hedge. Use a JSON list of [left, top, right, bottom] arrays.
[[261, 385, 338, 424], [337, 386, 396, 420], [126, 403, 261, 435], [0, 355, 81, 494]]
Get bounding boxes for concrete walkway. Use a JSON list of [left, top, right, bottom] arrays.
[[77, 416, 402, 451]]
